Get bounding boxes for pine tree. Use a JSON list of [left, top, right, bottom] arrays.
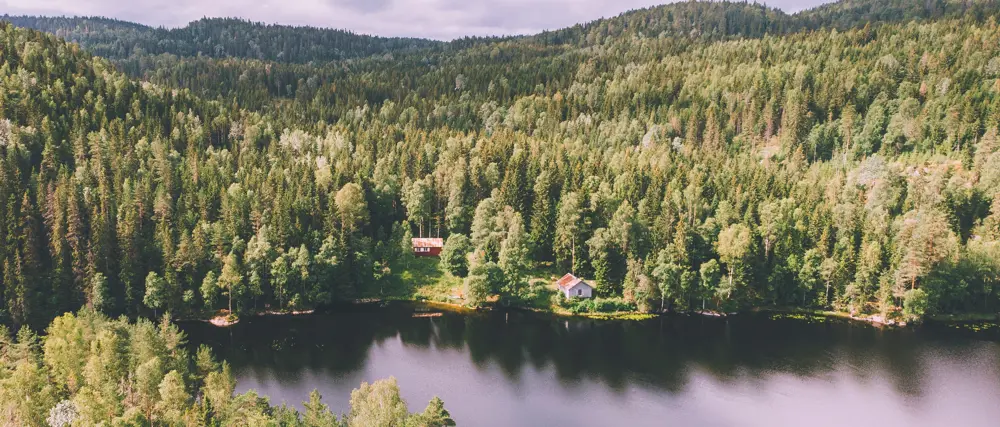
[[302, 389, 338, 427], [554, 192, 584, 273], [528, 170, 557, 261], [445, 161, 472, 235], [218, 253, 243, 314], [17, 191, 44, 326], [399, 220, 414, 269]]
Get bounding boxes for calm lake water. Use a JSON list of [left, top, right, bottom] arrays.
[[181, 304, 1000, 427]]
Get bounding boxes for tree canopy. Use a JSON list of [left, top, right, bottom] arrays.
[[0, 0, 998, 339]]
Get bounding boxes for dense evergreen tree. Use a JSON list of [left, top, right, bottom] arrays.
[[0, 0, 999, 330], [0, 312, 452, 426]]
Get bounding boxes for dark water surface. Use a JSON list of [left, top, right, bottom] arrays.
[[182, 304, 1000, 427]]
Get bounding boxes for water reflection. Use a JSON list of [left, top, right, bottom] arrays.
[[182, 303, 1000, 427]]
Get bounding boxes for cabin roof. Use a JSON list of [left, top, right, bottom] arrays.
[[555, 273, 591, 290], [411, 238, 444, 248]]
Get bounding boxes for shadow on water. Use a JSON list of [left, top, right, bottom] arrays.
[[182, 302, 999, 402]]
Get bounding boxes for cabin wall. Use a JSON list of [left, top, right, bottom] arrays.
[[413, 247, 442, 257], [563, 284, 593, 298]]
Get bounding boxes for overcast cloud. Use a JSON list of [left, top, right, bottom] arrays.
[[2, 0, 833, 40]]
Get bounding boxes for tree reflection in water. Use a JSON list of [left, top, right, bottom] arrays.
[[182, 303, 1000, 427]]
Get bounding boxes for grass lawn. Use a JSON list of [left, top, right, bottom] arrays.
[[396, 257, 464, 303], [525, 261, 563, 283], [396, 258, 562, 306], [391, 258, 650, 320]]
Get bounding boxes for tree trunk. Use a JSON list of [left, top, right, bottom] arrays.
[[825, 281, 831, 307], [571, 235, 576, 274], [728, 270, 733, 298]]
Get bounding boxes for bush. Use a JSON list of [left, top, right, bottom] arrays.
[[903, 288, 929, 319], [563, 296, 635, 314], [463, 262, 503, 307], [508, 281, 553, 309], [440, 234, 472, 277], [593, 297, 635, 312]]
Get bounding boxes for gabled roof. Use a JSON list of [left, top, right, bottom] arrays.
[[411, 238, 444, 248], [555, 273, 591, 290]]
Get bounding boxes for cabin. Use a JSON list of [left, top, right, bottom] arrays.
[[555, 273, 594, 298], [411, 238, 444, 257]]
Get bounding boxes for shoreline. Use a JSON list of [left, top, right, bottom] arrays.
[[200, 308, 317, 327], [748, 307, 907, 327], [191, 298, 999, 329]]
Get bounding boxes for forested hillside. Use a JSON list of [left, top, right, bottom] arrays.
[[1, 15, 444, 63], [2, 0, 1000, 334]]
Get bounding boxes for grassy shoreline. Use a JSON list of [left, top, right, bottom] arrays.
[[196, 298, 1000, 328], [926, 313, 1000, 323], [195, 257, 1000, 328], [390, 256, 1000, 326]]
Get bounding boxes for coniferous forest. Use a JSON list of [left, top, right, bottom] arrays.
[[3, 0, 1000, 424]]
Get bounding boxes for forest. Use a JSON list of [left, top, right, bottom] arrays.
[[0, 310, 455, 426], [4, 0, 1000, 424], [0, 0, 998, 348]]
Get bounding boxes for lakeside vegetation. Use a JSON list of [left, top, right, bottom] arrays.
[[3, 0, 1000, 422], [0, 311, 456, 426]]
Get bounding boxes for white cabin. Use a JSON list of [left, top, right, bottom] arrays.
[[555, 273, 594, 298]]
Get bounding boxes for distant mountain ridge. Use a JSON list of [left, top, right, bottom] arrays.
[[1, 15, 444, 63], [532, 0, 1000, 46], [8, 0, 1000, 65]]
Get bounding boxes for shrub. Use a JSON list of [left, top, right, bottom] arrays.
[[441, 234, 472, 277], [903, 288, 929, 319]]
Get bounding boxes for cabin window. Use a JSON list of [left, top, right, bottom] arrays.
[[577, 289, 582, 296]]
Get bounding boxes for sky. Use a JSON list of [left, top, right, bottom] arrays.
[[2, 0, 833, 41]]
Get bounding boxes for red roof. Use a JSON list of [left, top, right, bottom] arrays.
[[411, 238, 444, 248], [555, 273, 587, 290]]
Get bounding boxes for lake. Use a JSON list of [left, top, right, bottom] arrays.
[[181, 303, 1000, 427]]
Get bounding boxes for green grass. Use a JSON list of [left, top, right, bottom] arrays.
[[578, 312, 657, 321], [397, 257, 463, 303], [525, 261, 563, 283], [393, 258, 651, 320]]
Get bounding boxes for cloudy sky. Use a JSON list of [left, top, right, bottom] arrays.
[[3, 0, 833, 40]]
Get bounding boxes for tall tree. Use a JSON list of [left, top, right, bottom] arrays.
[[336, 182, 369, 236], [440, 234, 472, 277], [217, 253, 243, 314], [404, 179, 432, 238], [716, 224, 753, 301], [554, 192, 584, 273]]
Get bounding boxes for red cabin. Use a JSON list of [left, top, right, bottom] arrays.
[[411, 238, 444, 257]]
